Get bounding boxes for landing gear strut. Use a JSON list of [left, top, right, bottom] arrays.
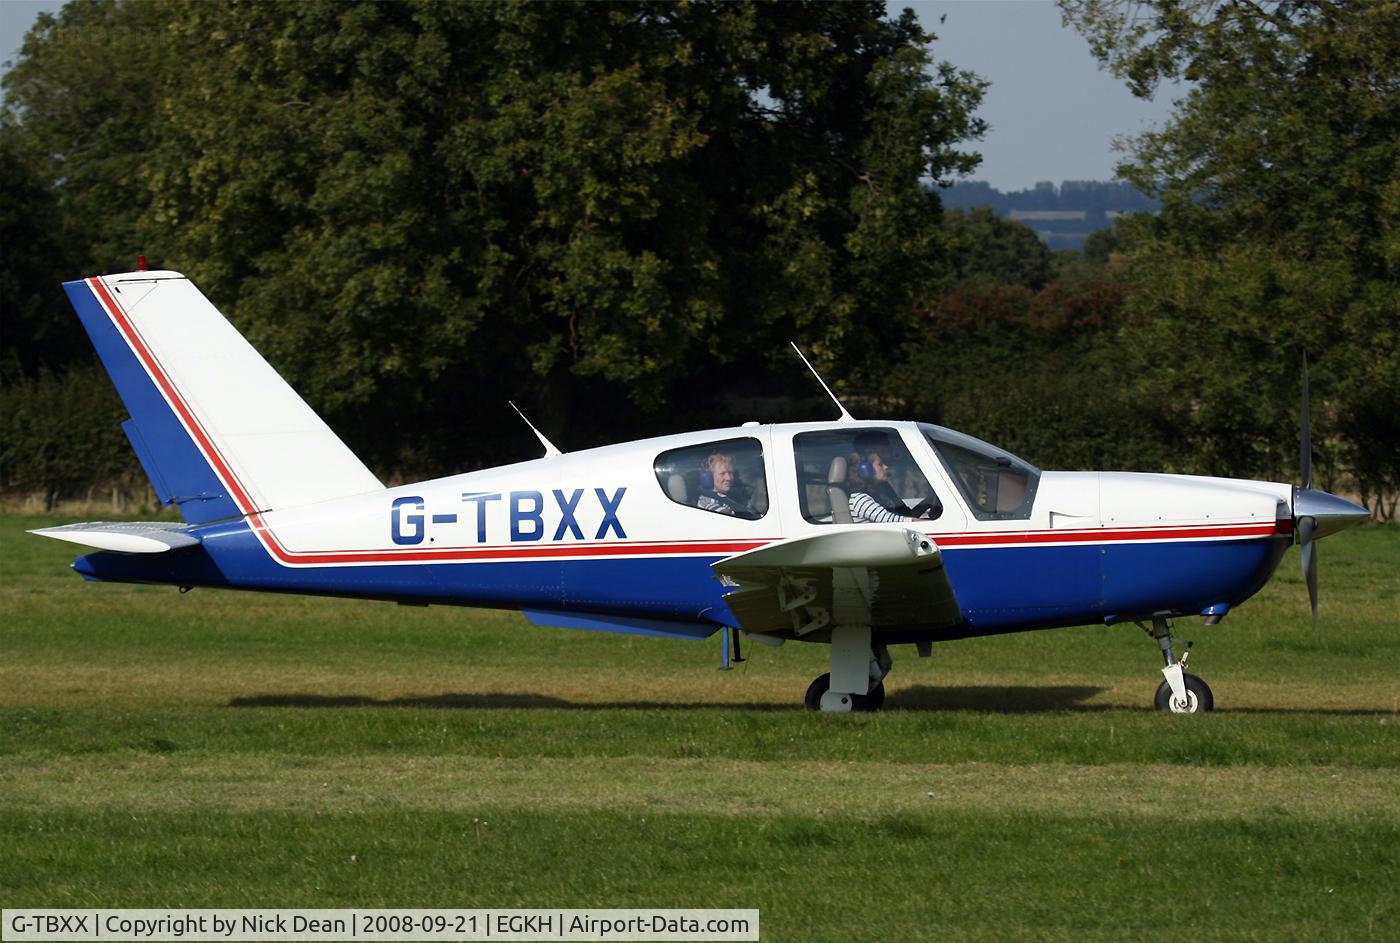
[[1140, 615, 1214, 713], [805, 624, 892, 712]]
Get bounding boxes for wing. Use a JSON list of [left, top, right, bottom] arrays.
[[712, 528, 961, 638]]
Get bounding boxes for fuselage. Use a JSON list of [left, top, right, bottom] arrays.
[[76, 420, 1296, 643]]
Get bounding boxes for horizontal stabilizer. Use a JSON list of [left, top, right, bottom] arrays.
[[28, 521, 201, 554]]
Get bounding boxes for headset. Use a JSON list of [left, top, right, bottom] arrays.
[[853, 432, 894, 483], [700, 451, 738, 491]]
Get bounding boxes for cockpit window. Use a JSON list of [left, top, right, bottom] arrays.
[[794, 428, 941, 524], [921, 423, 1039, 521], [654, 437, 767, 520]]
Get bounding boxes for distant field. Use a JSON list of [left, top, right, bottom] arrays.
[[2, 516, 1396, 941]]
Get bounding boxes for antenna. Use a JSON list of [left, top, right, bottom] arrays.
[[791, 342, 855, 422], [508, 401, 563, 458]]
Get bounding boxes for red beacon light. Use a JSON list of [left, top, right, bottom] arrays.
[[136, 255, 148, 271]]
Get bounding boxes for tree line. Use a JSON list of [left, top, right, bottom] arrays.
[[1, 0, 1395, 519], [944, 179, 1159, 217]]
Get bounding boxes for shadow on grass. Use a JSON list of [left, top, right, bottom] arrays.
[[887, 684, 1106, 712], [228, 692, 790, 711], [227, 687, 1397, 715], [890, 686, 1395, 716], [231, 685, 1103, 713]]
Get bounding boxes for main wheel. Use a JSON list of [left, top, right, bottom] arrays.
[[804, 673, 886, 712], [1153, 672, 1214, 713]]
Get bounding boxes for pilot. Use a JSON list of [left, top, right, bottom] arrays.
[[848, 448, 940, 523], [697, 451, 760, 519]]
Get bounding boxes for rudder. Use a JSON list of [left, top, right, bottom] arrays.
[[65, 271, 382, 523]]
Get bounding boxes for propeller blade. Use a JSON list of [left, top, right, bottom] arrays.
[[1300, 349, 1312, 491], [1298, 515, 1318, 629]]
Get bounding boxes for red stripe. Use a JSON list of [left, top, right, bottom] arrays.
[[90, 279, 784, 566], [288, 537, 774, 556], [261, 524, 1277, 566], [268, 540, 777, 566], [964, 521, 1267, 537], [935, 522, 1277, 547], [88, 277, 1281, 568], [91, 277, 262, 516]]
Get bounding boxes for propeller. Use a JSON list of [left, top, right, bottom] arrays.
[[1291, 349, 1369, 628], [1298, 515, 1318, 627]]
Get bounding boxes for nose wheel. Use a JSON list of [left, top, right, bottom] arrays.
[[1153, 672, 1214, 713], [1140, 616, 1215, 713]]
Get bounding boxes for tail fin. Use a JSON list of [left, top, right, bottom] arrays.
[[65, 271, 382, 523]]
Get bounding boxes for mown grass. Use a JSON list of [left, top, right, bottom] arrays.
[[2, 515, 1397, 940], [5, 809, 1396, 942]]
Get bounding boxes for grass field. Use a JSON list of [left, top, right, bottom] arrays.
[[2, 515, 1396, 941]]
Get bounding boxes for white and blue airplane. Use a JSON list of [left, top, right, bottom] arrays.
[[31, 269, 1369, 711]]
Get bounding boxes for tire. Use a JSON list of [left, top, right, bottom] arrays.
[[804, 673, 886, 712], [1153, 672, 1214, 713]]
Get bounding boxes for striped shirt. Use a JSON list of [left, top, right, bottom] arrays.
[[849, 491, 912, 523]]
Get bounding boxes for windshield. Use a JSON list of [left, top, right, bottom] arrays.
[[920, 423, 1040, 521]]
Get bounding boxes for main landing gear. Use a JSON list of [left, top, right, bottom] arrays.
[[1140, 615, 1214, 713], [804, 668, 887, 712], [804, 624, 892, 712]]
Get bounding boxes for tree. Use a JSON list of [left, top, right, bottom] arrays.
[[943, 207, 1053, 291], [0, 1, 172, 280], [1062, 0, 1399, 270], [0, 132, 83, 378], [4, 0, 987, 475], [1060, 0, 1400, 511], [0, 365, 135, 509]]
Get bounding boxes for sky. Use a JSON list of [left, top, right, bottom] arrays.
[[0, 0, 60, 70], [903, 0, 1182, 190], [0, 0, 1182, 193]]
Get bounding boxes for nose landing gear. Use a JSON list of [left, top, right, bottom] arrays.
[[1141, 615, 1214, 713]]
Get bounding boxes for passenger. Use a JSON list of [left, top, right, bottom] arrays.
[[697, 451, 760, 520], [848, 449, 940, 523]]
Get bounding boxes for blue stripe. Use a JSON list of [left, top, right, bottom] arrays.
[[65, 279, 240, 523], [943, 544, 1104, 627], [69, 519, 1290, 639], [73, 519, 739, 626], [1099, 537, 1288, 621], [121, 418, 174, 506]]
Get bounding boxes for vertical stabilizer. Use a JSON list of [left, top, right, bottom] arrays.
[[65, 271, 383, 523]]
